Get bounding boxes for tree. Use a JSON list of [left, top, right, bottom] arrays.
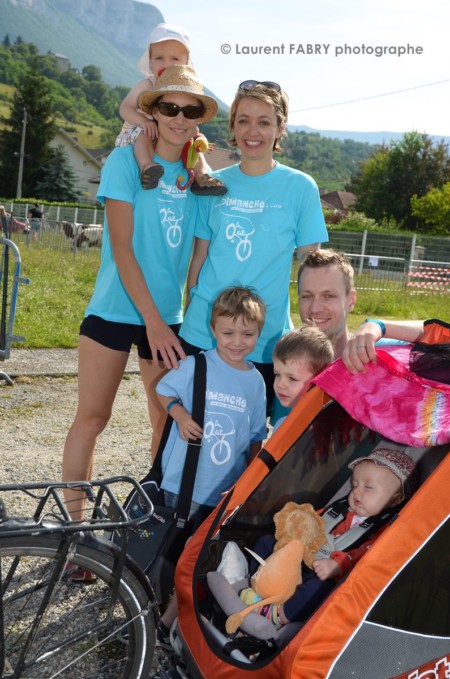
[[34, 145, 81, 202], [411, 182, 450, 235], [349, 131, 450, 231], [81, 65, 102, 82], [0, 57, 57, 197]]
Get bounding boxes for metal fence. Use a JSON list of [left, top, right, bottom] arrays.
[[326, 230, 450, 294], [3, 202, 450, 294], [1, 202, 104, 226]]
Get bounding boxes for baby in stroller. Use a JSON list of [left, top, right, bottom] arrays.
[[207, 446, 416, 641]]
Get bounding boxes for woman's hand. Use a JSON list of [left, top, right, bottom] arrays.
[[146, 317, 186, 370]]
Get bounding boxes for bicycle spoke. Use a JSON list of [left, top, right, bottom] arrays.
[[0, 538, 155, 678]]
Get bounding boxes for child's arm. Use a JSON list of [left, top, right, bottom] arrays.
[[320, 524, 388, 578], [157, 393, 203, 441], [119, 79, 159, 141], [312, 558, 342, 581]]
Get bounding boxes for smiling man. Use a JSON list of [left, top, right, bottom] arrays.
[[298, 249, 357, 358]]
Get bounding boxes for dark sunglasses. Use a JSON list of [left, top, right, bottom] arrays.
[[155, 101, 205, 120], [239, 80, 281, 92]]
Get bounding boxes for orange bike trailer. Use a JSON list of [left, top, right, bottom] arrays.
[[173, 324, 450, 679]]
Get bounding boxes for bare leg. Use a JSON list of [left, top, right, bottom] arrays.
[[138, 357, 169, 459], [133, 133, 156, 171], [62, 336, 129, 518], [193, 151, 210, 179], [134, 135, 164, 190], [161, 592, 178, 629]]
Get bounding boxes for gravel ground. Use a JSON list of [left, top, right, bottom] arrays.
[[1, 348, 151, 486], [1, 348, 177, 677]]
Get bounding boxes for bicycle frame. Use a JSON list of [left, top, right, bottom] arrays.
[[0, 477, 157, 678]]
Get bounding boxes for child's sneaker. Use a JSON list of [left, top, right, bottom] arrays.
[[191, 173, 227, 196], [140, 162, 165, 190], [156, 621, 173, 651]]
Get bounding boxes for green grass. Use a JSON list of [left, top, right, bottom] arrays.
[[11, 241, 99, 348], [6, 243, 448, 349]]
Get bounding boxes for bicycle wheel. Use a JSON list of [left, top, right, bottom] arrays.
[[0, 534, 156, 678]]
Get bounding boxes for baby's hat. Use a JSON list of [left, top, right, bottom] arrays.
[[349, 447, 416, 497], [149, 23, 191, 53]]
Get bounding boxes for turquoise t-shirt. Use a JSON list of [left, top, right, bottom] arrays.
[[180, 162, 328, 362], [157, 349, 267, 506], [85, 145, 198, 325]]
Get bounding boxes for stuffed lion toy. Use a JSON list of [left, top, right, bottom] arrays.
[[273, 501, 327, 568], [225, 502, 327, 634]]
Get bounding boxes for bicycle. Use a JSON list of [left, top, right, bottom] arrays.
[[0, 476, 159, 678]]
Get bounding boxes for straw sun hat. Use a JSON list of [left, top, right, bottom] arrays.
[[138, 65, 218, 122]]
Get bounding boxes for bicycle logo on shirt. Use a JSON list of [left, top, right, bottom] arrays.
[[204, 411, 236, 465], [225, 220, 255, 262], [160, 207, 183, 248]]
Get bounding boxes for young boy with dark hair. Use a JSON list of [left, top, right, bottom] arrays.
[[272, 326, 334, 431]]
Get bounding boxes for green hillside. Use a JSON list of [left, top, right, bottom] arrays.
[[2, 1, 140, 87], [0, 39, 377, 189]]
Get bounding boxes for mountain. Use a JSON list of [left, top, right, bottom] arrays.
[[1, 0, 229, 110], [289, 125, 450, 146], [2, 0, 161, 87]]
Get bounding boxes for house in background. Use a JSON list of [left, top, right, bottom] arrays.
[[50, 129, 102, 202], [206, 147, 240, 171], [48, 51, 70, 73], [320, 190, 356, 214]]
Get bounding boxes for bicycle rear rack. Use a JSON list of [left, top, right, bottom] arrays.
[[0, 477, 154, 537]]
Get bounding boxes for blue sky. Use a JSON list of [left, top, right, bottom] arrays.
[[141, 0, 449, 137]]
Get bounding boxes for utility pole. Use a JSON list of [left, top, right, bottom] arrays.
[[16, 107, 27, 199]]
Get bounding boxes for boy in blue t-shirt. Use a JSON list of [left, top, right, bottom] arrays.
[[156, 285, 267, 522], [155, 286, 267, 648]]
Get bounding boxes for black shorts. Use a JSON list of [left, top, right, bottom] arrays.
[[80, 315, 181, 361]]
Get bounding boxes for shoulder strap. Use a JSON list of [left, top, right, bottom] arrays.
[[175, 352, 207, 526], [149, 409, 175, 480], [316, 498, 397, 558]]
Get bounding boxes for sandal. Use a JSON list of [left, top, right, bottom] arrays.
[[190, 173, 227, 196], [140, 163, 165, 190]]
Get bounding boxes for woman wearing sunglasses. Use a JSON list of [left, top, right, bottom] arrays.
[[180, 80, 328, 411], [62, 66, 218, 525]]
